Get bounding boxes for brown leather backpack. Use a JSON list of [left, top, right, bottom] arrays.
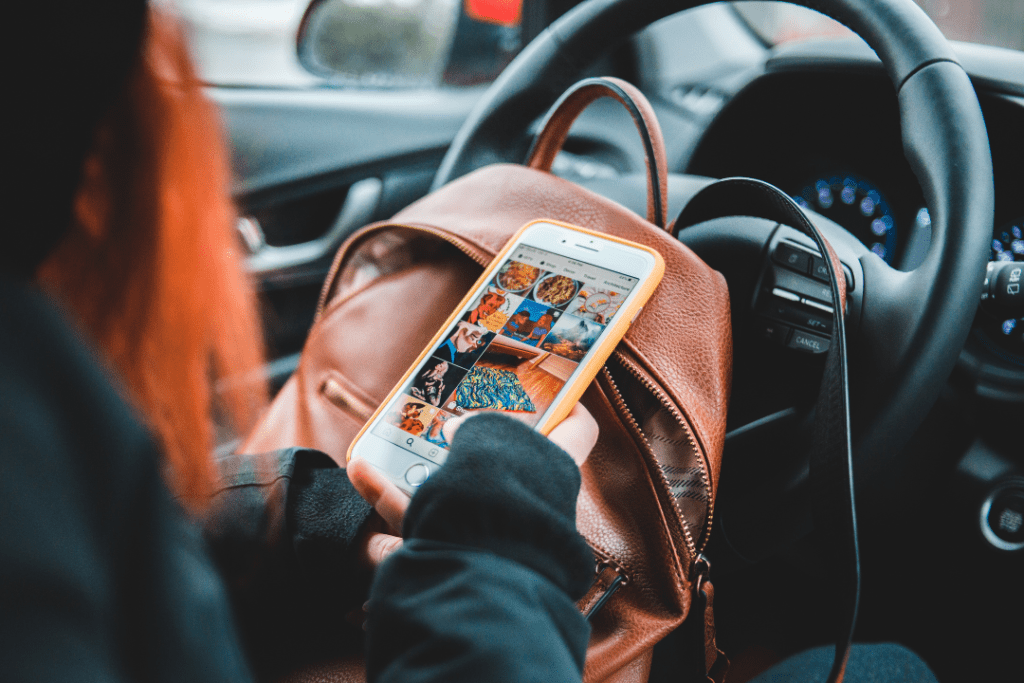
[[244, 77, 732, 683]]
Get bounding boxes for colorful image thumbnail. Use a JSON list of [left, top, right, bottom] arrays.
[[383, 396, 440, 437], [494, 260, 543, 293], [448, 335, 578, 427], [531, 274, 582, 309], [422, 410, 455, 449], [540, 314, 605, 361], [500, 300, 560, 347], [462, 288, 525, 333], [431, 321, 494, 367], [407, 356, 468, 407], [567, 286, 627, 324]]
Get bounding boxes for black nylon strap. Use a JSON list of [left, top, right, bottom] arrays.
[[674, 177, 860, 683]]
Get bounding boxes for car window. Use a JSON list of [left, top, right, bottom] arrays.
[[734, 0, 1024, 52], [171, 0, 529, 88]]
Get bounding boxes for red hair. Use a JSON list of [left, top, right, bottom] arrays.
[[38, 10, 266, 511]]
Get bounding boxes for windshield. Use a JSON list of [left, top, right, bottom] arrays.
[[734, 0, 1024, 52], [174, 1, 1024, 88]]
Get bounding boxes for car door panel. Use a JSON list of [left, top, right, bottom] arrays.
[[211, 87, 482, 374], [212, 87, 484, 196]]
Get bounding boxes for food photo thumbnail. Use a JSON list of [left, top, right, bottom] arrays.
[[531, 273, 581, 309], [494, 260, 542, 293], [567, 285, 627, 324]]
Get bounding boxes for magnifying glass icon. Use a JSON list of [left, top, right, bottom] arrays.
[[406, 438, 414, 446]]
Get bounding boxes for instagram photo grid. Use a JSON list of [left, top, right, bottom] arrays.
[[376, 247, 638, 456]]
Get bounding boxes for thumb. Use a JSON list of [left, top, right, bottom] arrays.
[[348, 457, 410, 534]]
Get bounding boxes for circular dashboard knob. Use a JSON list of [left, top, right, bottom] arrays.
[[981, 481, 1024, 551]]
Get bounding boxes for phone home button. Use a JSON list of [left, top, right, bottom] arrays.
[[405, 463, 431, 487]]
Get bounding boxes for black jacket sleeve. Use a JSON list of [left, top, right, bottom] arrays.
[[2, 278, 593, 683], [0, 279, 252, 683], [366, 413, 595, 683], [200, 448, 375, 675]]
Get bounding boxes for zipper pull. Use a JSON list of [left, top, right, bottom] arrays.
[[582, 561, 628, 621], [692, 553, 711, 595]]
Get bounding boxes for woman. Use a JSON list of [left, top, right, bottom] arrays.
[[1, 3, 938, 682], [1, 2, 598, 682], [526, 309, 558, 344], [503, 308, 532, 337], [410, 360, 449, 405]]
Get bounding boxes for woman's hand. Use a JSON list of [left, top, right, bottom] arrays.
[[348, 459, 408, 568], [348, 402, 598, 569], [443, 402, 598, 467], [543, 402, 600, 467]]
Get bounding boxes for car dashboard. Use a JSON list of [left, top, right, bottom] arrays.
[[647, 35, 1024, 680], [544, 31, 1024, 678], [682, 39, 1024, 395]]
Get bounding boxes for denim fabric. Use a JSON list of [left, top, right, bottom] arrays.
[[750, 643, 938, 683]]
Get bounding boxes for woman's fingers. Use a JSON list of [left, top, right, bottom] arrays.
[[361, 531, 403, 569], [442, 403, 598, 467], [444, 403, 598, 466], [347, 457, 410, 534], [546, 402, 599, 467], [441, 412, 471, 444]]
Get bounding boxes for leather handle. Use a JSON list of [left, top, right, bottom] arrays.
[[526, 77, 670, 230]]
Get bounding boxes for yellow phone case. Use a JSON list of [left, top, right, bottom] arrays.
[[346, 218, 665, 462]]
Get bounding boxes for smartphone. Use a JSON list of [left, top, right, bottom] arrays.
[[347, 219, 664, 493]]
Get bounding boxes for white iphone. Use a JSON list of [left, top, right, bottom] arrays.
[[347, 219, 664, 494]]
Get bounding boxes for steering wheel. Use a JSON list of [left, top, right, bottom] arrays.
[[432, 0, 993, 511]]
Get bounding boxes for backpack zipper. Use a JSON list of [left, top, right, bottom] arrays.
[[600, 365, 699, 568], [609, 350, 714, 555], [315, 221, 494, 320], [583, 560, 629, 621]]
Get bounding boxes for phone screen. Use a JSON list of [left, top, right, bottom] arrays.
[[368, 241, 641, 466]]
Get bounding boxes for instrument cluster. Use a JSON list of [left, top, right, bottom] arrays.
[[792, 174, 898, 264], [789, 173, 931, 271]]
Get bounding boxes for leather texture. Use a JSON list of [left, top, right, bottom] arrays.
[[244, 83, 732, 683], [702, 582, 729, 683], [277, 656, 364, 683], [526, 77, 669, 230]]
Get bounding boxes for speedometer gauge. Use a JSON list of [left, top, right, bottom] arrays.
[[793, 175, 898, 264], [975, 216, 1024, 365]]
